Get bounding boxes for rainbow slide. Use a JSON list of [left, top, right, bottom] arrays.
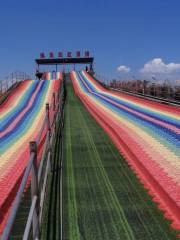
[[0, 74, 62, 234], [70, 70, 180, 232], [43, 71, 63, 80]]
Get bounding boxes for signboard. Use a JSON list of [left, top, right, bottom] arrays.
[[38, 51, 91, 59]]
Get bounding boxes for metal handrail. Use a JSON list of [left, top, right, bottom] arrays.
[[0, 71, 32, 94], [1, 80, 64, 240], [111, 87, 180, 107], [38, 134, 49, 184], [36, 117, 47, 145], [23, 196, 37, 240], [1, 153, 35, 239]]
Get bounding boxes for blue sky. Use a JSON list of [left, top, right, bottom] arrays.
[[0, 0, 180, 82]]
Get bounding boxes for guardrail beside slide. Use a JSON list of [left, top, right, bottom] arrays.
[[0, 72, 31, 94], [0, 77, 65, 240], [110, 88, 180, 107]]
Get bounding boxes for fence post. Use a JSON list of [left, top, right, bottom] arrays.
[[46, 103, 53, 171], [53, 92, 56, 111], [46, 103, 51, 136], [6, 78, 8, 91], [46, 102, 52, 155], [57, 88, 60, 103], [30, 141, 40, 239], [0, 81, 2, 92]]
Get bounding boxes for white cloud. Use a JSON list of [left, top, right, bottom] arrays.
[[140, 58, 180, 74], [117, 65, 130, 73]]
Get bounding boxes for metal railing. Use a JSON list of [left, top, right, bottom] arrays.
[[109, 81, 180, 102], [110, 87, 180, 107], [1, 80, 65, 240], [0, 71, 32, 94]]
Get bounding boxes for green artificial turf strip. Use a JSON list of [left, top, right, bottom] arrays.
[[8, 189, 32, 240], [62, 82, 178, 240]]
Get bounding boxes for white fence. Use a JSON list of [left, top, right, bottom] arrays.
[[0, 71, 32, 93]]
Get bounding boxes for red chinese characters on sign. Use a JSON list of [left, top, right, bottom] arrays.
[[67, 52, 72, 58], [85, 51, 90, 57], [76, 51, 81, 58], [58, 52, 63, 58], [40, 53, 45, 59], [49, 52, 54, 58], [39, 51, 91, 59]]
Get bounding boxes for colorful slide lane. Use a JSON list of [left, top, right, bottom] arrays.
[[43, 71, 63, 80], [70, 70, 180, 234], [0, 75, 62, 234]]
